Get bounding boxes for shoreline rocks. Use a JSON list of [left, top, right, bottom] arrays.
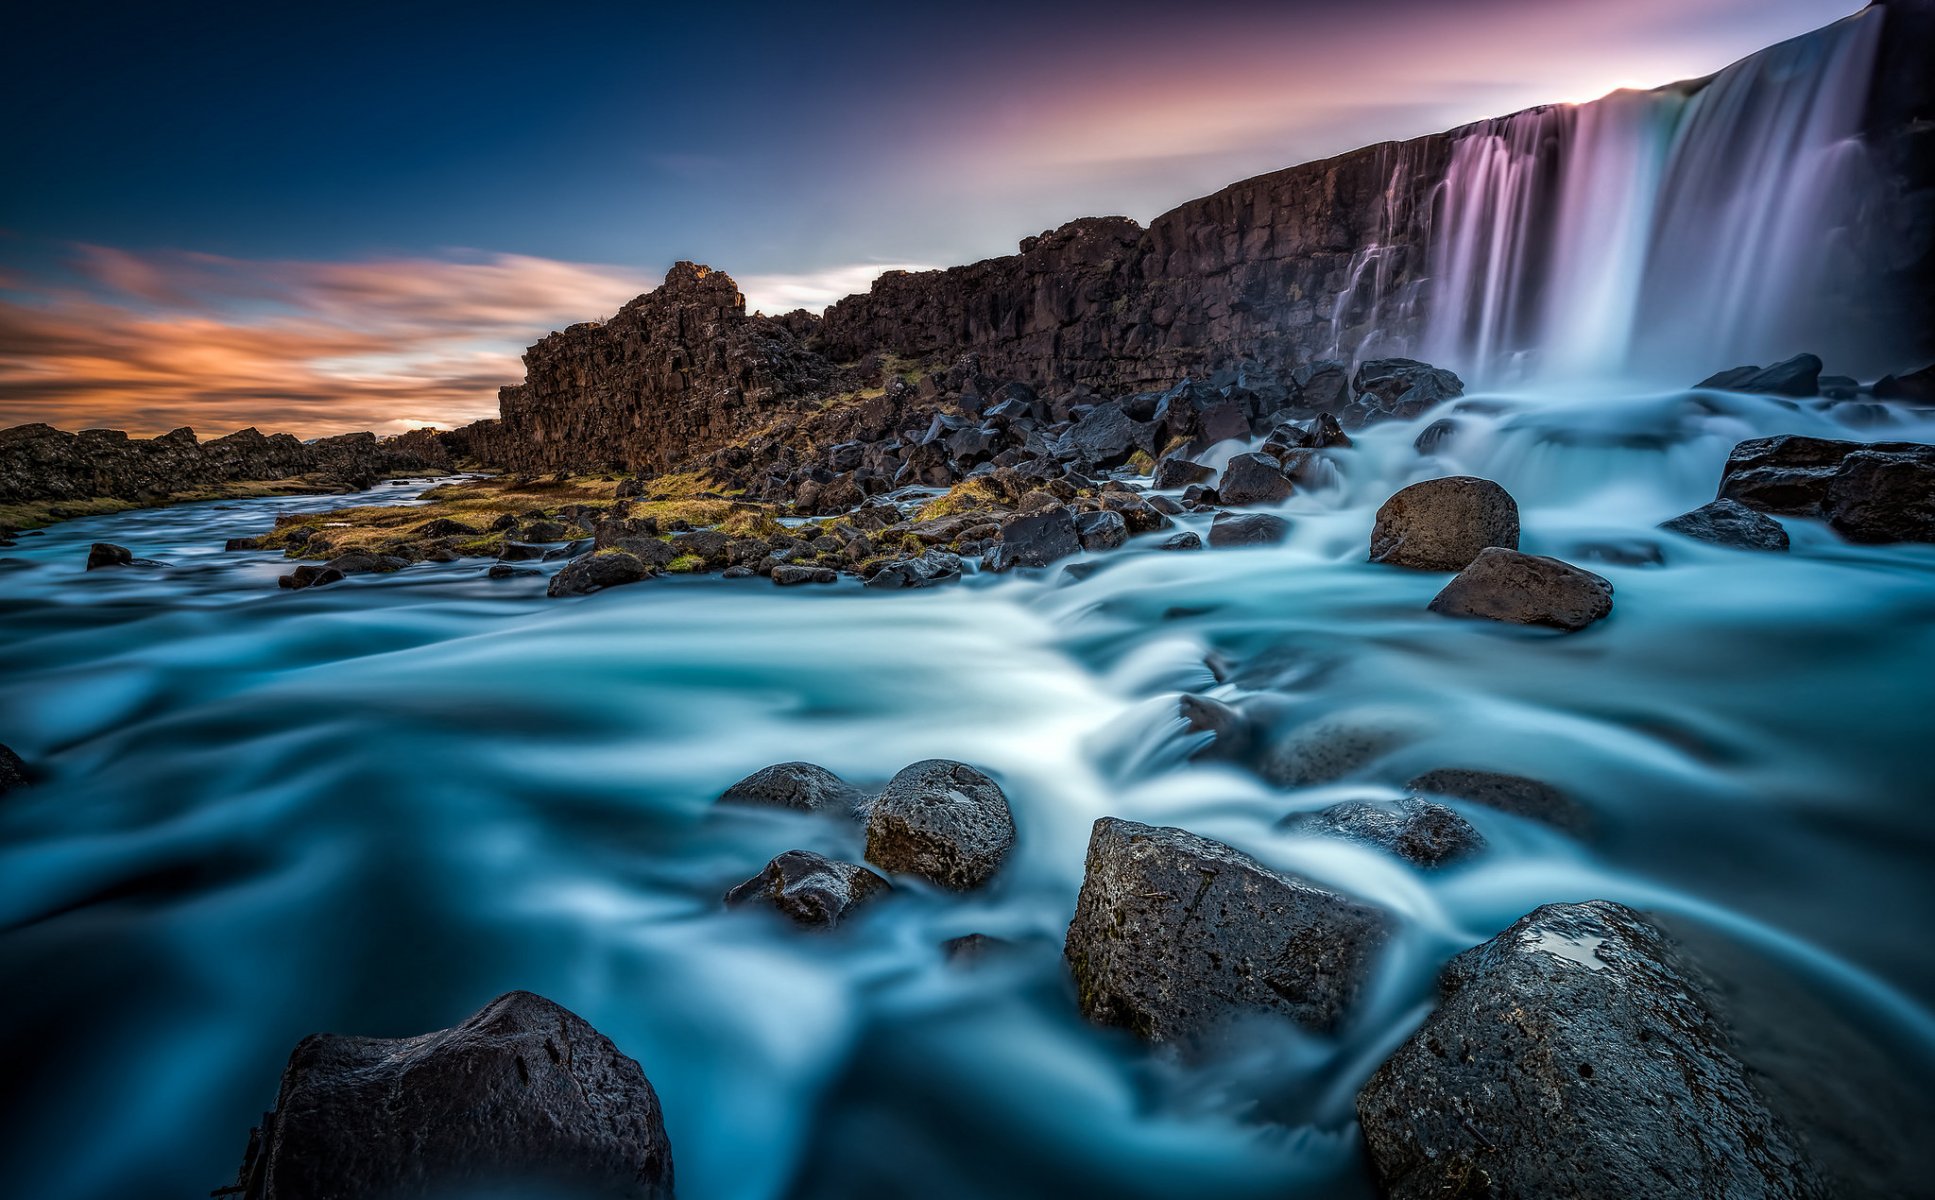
[[1358, 900, 1823, 1200], [231, 991, 673, 1200], [1428, 547, 1613, 630]]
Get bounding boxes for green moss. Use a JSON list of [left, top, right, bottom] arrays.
[[664, 553, 706, 573]]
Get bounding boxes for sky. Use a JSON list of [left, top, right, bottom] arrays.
[[0, 0, 1863, 437]]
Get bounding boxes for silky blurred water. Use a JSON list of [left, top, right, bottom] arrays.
[[3, 390, 1935, 1199]]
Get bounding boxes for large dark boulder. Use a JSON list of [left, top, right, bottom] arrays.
[[1369, 476, 1519, 571], [1658, 498, 1790, 551], [1873, 363, 1935, 402], [85, 542, 132, 570], [230, 990, 674, 1200], [1067, 402, 1139, 467], [1207, 511, 1291, 548], [0, 743, 30, 795], [1357, 901, 1822, 1200], [277, 566, 345, 591], [1717, 435, 1879, 515], [984, 506, 1082, 572], [1696, 352, 1824, 396], [1075, 509, 1128, 551], [1154, 456, 1214, 489], [1064, 818, 1391, 1042], [772, 564, 838, 585], [1428, 548, 1613, 631], [1821, 447, 1935, 543], [1407, 768, 1590, 837], [1292, 359, 1351, 411], [864, 759, 1016, 890], [719, 761, 857, 814], [1283, 797, 1483, 868], [547, 551, 652, 598], [1217, 452, 1294, 506], [1345, 359, 1463, 427], [865, 548, 963, 589], [724, 849, 891, 929]]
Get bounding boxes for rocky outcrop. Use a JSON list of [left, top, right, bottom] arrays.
[[494, 262, 847, 474], [1358, 901, 1822, 1200], [231, 990, 674, 1200], [1717, 436, 1935, 542]]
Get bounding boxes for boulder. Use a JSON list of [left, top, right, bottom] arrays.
[[865, 549, 963, 589], [1067, 402, 1139, 467], [1207, 511, 1291, 548], [1345, 359, 1463, 427], [984, 506, 1081, 572], [1658, 498, 1790, 551], [1407, 768, 1590, 837], [499, 540, 549, 562], [1283, 797, 1483, 868], [486, 563, 541, 579], [1064, 818, 1391, 1042], [1369, 477, 1519, 571], [1357, 901, 1822, 1200], [724, 849, 891, 929], [1154, 456, 1214, 489], [719, 761, 857, 814], [1292, 359, 1351, 411], [1696, 352, 1824, 396], [547, 551, 651, 598], [229, 990, 674, 1200], [1717, 435, 1871, 515], [325, 550, 408, 575], [224, 537, 261, 551], [1873, 363, 1935, 402], [0, 743, 30, 794], [85, 542, 131, 570], [1158, 531, 1203, 551], [1075, 509, 1128, 551], [1821, 447, 1935, 543], [1217, 452, 1294, 506], [864, 759, 1015, 890], [772, 564, 838, 586], [277, 566, 345, 591], [1428, 548, 1613, 631]]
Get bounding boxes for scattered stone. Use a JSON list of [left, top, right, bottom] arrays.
[[1154, 457, 1214, 489], [1658, 498, 1790, 551], [1064, 818, 1391, 1042], [1158, 531, 1202, 551], [1075, 509, 1128, 551], [325, 550, 408, 575], [865, 548, 963, 589], [1258, 713, 1417, 787], [0, 743, 30, 794], [1217, 452, 1294, 506], [1873, 363, 1935, 402], [1428, 547, 1613, 631], [277, 566, 345, 591], [719, 761, 857, 814], [1346, 359, 1463, 427], [1369, 476, 1519, 571], [547, 551, 651, 598], [1207, 511, 1290, 548], [498, 540, 549, 562], [1283, 797, 1483, 867], [1357, 901, 1823, 1200], [85, 542, 131, 570], [724, 849, 891, 929], [1696, 352, 1824, 396], [486, 563, 541, 579], [229, 990, 674, 1200], [772, 564, 838, 586], [864, 759, 1016, 890], [1407, 767, 1591, 837], [224, 537, 261, 551], [941, 933, 1011, 964], [984, 506, 1081, 572]]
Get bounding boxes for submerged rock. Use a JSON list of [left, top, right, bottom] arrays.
[[1064, 818, 1390, 1042], [0, 743, 30, 795], [547, 550, 651, 597], [1283, 797, 1483, 868], [864, 759, 1016, 890], [1407, 767, 1590, 836], [1357, 901, 1823, 1200], [1428, 547, 1612, 631], [719, 761, 857, 814], [224, 536, 261, 551], [941, 932, 1011, 964], [1368, 476, 1519, 571], [724, 849, 891, 929], [230, 990, 674, 1200], [277, 566, 345, 591], [1207, 511, 1291, 548], [1658, 498, 1790, 551]]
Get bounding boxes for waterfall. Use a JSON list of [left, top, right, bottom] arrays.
[[1419, 7, 1886, 384]]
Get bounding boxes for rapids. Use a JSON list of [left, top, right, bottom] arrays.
[[3, 383, 1934, 1199]]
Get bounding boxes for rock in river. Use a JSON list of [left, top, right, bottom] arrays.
[[1658, 497, 1790, 551], [1428, 547, 1612, 631], [0, 743, 30, 795], [1368, 476, 1519, 571], [1357, 900, 1823, 1200], [864, 759, 1016, 890], [865, 548, 963, 589], [230, 990, 674, 1200], [1217, 452, 1294, 506], [724, 849, 891, 929], [719, 761, 857, 814], [1064, 818, 1391, 1043], [1407, 767, 1591, 837], [984, 506, 1081, 572], [1207, 511, 1291, 548], [548, 550, 651, 597], [1283, 797, 1483, 868]]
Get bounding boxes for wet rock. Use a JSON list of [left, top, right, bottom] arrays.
[[942, 933, 1011, 964], [1873, 363, 1935, 402], [719, 761, 857, 814], [864, 759, 1016, 890], [1407, 768, 1591, 837], [416, 517, 480, 538], [1357, 901, 1823, 1200], [230, 990, 674, 1200], [499, 540, 549, 562], [1822, 447, 1935, 543], [547, 551, 651, 598], [1067, 402, 1139, 467], [1569, 537, 1665, 568], [1428, 548, 1612, 631], [277, 566, 345, 591], [984, 506, 1081, 572], [1064, 818, 1391, 1042], [1259, 712, 1419, 787], [224, 537, 261, 551], [1345, 359, 1463, 427], [724, 849, 891, 929], [0, 743, 30, 794], [325, 550, 409, 575], [1369, 476, 1519, 571], [1217, 452, 1294, 506], [1292, 359, 1351, 411], [1208, 511, 1290, 548], [865, 548, 963, 589], [1158, 531, 1202, 551], [85, 542, 132, 570], [486, 563, 541, 579], [772, 564, 838, 585], [1697, 352, 1824, 396], [1717, 435, 1872, 515], [1412, 417, 1457, 456], [1154, 456, 1214, 489], [1283, 797, 1483, 867], [1075, 509, 1128, 551], [1658, 498, 1790, 551]]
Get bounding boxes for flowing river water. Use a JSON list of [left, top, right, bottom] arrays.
[[3, 383, 1935, 1198]]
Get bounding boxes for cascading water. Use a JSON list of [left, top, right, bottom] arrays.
[[1420, 7, 1887, 384]]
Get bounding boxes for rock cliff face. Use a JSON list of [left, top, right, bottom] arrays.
[[491, 262, 846, 473]]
